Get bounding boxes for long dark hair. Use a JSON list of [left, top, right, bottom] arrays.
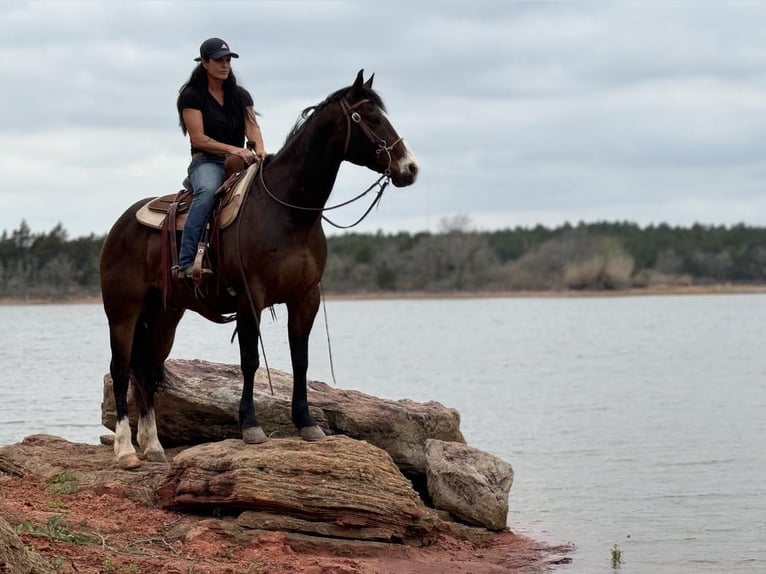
[[176, 63, 252, 135]]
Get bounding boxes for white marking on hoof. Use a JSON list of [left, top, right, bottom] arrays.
[[242, 426, 268, 444], [137, 408, 166, 462], [114, 418, 139, 468], [299, 426, 326, 441]]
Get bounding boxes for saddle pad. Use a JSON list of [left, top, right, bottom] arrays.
[[135, 163, 260, 231]]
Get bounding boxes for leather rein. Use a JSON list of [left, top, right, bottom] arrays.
[[256, 97, 403, 229]]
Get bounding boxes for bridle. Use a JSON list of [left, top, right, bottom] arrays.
[[256, 96, 404, 229], [339, 97, 403, 177]]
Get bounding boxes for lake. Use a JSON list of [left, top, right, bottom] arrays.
[[1, 294, 764, 573]]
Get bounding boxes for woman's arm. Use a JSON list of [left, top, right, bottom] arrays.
[[245, 107, 267, 158]]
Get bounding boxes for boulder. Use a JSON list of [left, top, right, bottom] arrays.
[[0, 515, 52, 574], [425, 439, 514, 530], [101, 359, 464, 475], [155, 435, 439, 544]]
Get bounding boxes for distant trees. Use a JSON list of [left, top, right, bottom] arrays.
[[1, 218, 764, 300], [503, 231, 635, 290], [321, 219, 766, 292], [0, 220, 103, 299]]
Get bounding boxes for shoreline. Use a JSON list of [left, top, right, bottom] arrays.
[[2, 284, 766, 306]]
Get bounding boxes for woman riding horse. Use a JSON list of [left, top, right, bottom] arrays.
[[176, 37, 266, 279], [100, 70, 418, 470]]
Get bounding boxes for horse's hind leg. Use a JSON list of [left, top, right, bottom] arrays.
[[135, 302, 185, 463], [287, 287, 325, 441], [108, 312, 143, 470]]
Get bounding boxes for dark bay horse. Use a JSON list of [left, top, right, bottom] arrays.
[[100, 71, 418, 469]]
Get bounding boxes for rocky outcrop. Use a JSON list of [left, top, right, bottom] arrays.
[[155, 436, 439, 544], [101, 359, 465, 475], [1, 435, 439, 545], [98, 359, 517, 530], [0, 435, 570, 573], [425, 439, 514, 530]]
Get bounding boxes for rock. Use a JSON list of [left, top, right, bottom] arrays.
[[155, 435, 439, 545], [425, 439, 513, 530], [0, 435, 176, 505], [0, 515, 52, 574], [101, 359, 464, 475], [0, 434, 113, 480]]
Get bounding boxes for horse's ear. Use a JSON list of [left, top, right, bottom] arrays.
[[363, 73, 374, 89], [350, 69, 365, 96]]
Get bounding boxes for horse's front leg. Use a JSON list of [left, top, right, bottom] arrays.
[[237, 308, 268, 444], [287, 287, 326, 441]]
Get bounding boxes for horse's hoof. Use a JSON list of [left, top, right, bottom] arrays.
[[243, 426, 268, 444], [299, 426, 326, 441], [118, 453, 142, 470], [143, 449, 167, 463]]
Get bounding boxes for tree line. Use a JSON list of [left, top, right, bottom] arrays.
[[1, 217, 765, 300]]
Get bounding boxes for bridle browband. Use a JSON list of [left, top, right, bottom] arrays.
[[256, 96, 404, 228], [339, 97, 403, 175]]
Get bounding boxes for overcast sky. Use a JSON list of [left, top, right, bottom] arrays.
[[1, 0, 765, 238]]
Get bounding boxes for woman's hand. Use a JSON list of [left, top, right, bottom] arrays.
[[232, 146, 260, 165]]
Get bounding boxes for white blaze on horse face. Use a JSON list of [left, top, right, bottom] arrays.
[[137, 408, 163, 456], [114, 417, 136, 460], [377, 108, 418, 183], [396, 139, 418, 181]]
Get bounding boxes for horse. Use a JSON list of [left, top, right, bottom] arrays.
[[100, 70, 419, 470]]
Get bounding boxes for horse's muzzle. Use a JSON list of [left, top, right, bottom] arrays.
[[390, 145, 419, 187]]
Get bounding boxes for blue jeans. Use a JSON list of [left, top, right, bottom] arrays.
[[178, 155, 225, 269]]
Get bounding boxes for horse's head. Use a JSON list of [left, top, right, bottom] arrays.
[[339, 70, 419, 188]]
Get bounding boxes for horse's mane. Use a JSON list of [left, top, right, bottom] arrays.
[[283, 85, 386, 147]]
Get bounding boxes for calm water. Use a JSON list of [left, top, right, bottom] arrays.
[[1, 295, 764, 573]]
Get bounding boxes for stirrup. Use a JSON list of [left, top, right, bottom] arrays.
[[184, 241, 213, 281], [175, 266, 212, 280]]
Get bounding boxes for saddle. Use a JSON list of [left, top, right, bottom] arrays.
[[135, 156, 260, 231]]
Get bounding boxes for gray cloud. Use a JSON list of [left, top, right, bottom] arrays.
[[1, 0, 765, 237]]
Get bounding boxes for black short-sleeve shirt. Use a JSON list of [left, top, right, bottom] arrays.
[[178, 85, 254, 155]]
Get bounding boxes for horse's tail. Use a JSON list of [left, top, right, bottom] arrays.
[[129, 293, 164, 413]]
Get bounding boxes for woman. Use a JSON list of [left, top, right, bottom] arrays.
[[176, 37, 267, 277]]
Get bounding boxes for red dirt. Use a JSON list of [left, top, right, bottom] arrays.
[[0, 474, 571, 573]]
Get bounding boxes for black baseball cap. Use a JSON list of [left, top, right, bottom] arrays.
[[194, 38, 239, 62]]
